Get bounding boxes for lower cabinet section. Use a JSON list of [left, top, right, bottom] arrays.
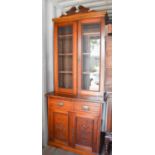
[[48, 97, 102, 155]]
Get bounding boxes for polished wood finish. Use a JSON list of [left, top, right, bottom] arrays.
[[47, 94, 103, 155], [47, 8, 106, 155], [76, 117, 93, 147], [53, 11, 106, 23], [105, 35, 112, 132], [106, 94, 112, 132], [48, 98, 74, 111], [53, 112, 68, 143], [74, 101, 101, 114], [107, 24, 112, 35], [46, 92, 104, 103], [48, 106, 69, 144], [68, 112, 76, 147]]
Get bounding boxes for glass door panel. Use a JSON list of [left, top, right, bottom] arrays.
[[81, 23, 101, 91], [58, 25, 73, 89]]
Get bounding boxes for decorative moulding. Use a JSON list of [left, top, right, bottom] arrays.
[[52, 5, 106, 23], [61, 5, 93, 17]]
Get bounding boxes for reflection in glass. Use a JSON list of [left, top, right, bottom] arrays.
[[81, 23, 100, 91], [58, 25, 73, 89]]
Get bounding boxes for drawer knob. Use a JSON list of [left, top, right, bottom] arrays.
[[82, 105, 90, 111], [57, 102, 64, 106]]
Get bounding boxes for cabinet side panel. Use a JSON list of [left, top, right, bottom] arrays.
[[48, 107, 54, 141], [54, 23, 59, 92]]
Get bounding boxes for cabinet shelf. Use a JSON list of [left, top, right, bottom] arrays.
[[82, 72, 99, 75], [82, 52, 100, 57], [82, 52, 90, 55], [59, 53, 73, 56], [83, 32, 100, 36], [59, 71, 72, 74], [58, 34, 72, 38]]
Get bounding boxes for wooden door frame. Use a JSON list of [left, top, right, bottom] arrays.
[[54, 22, 78, 95], [78, 17, 105, 96]]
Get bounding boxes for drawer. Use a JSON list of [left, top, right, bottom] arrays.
[[48, 98, 74, 111], [74, 102, 101, 114]]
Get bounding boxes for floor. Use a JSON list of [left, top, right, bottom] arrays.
[[42, 146, 78, 155], [42, 145, 112, 155]]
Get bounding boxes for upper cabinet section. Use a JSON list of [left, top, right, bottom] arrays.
[[53, 6, 105, 96]]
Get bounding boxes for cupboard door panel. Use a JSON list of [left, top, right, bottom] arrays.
[[54, 112, 68, 143], [76, 117, 93, 147], [74, 115, 100, 153], [48, 108, 69, 144]]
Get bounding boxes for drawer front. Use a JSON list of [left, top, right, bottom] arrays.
[[74, 102, 101, 114], [48, 98, 73, 111]]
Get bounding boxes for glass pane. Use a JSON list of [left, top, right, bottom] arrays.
[[58, 25, 73, 89], [81, 23, 100, 91]]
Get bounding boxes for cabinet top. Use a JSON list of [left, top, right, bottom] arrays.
[[46, 92, 104, 103], [52, 10, 106, 23]]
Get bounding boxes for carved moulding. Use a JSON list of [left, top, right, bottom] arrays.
[[61, 5, 94, 17]]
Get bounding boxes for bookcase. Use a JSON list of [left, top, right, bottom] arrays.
[[46, 6, 106, 155]]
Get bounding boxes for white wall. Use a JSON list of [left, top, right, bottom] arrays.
[[42, 0, 56, 147]]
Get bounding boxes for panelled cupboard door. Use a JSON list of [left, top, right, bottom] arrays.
[[78, 18, 105, 96], [54, 22, 77, 95], [73, 115, 100, 153], [48, 107, 69, 145]]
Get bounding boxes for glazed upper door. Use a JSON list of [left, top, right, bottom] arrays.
[[54, 22, 77, 95], [78, 18, 105, 96]]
